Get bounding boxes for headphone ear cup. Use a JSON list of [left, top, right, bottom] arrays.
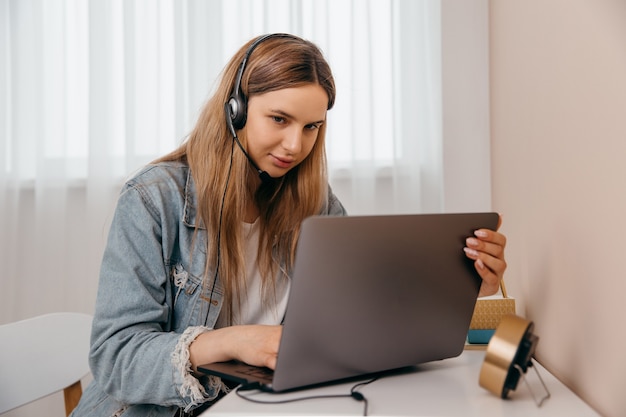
[[228, 94, 247, 130]]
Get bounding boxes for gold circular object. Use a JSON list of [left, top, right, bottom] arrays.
[[479, 314, 537, 398]]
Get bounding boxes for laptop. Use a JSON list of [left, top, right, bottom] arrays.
[[198, 212, 499, 392]]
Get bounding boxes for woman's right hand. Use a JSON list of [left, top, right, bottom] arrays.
[[189, 324, 282, 372]]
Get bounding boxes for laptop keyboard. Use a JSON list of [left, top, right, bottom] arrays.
[[238, 366, 274, 379]]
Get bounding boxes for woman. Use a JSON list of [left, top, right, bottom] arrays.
[[71, 33, 507, 417]]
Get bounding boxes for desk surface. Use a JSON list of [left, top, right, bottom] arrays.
[[202, 350, 599, 416]]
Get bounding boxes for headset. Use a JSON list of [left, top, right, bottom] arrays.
[[206, 34, 300, 324], [226, 33, 299, 131], [224, 33, 300, 183]]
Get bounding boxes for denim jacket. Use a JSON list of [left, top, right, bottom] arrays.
[[70, 161, 346, 417]]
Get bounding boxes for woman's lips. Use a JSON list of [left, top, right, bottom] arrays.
[[271, 155, 295, 169]]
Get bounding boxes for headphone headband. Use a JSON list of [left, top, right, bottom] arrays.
[[226, 33, 300, 131]]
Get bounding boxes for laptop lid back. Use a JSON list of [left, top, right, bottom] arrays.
[[270, 212, 498, 392]]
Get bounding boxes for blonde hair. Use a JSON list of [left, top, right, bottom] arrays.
[[156, 34, 336, 318]]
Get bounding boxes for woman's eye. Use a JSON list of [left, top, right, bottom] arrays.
[[305, 123, 321, 131], [271, 116, 285, 124]]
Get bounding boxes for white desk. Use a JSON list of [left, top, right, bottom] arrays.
[[202, 350, 599, 416]]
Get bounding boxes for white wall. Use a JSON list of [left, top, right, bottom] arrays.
[[489, 1, 626, 416]]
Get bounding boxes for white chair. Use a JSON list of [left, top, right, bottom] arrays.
[[0, 312, 92, 416]]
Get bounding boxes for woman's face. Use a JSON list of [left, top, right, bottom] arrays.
[[244, 84, 328, 179]]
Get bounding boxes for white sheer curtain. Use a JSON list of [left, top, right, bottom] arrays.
[[2, 1, 490, 414], [1, 0, 490, 326]]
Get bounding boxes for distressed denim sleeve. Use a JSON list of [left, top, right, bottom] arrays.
[[89, 182, 221, 411], [172, 326, 227, 412]]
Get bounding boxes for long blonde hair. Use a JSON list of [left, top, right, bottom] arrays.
[[156, 34, 336, 317]]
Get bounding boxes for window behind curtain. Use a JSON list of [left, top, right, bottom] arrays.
[[1, 0, 446, 213]]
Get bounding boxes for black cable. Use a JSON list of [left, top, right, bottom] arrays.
[[349, 378, 378, 416], [234, 377, 378, 416]]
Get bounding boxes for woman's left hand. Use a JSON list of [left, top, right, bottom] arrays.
[[464, 215, 507, 297]]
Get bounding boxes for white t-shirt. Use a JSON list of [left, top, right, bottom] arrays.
[[216, 220, 291, 327]]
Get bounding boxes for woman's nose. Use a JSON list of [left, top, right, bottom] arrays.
[[281, 127, 302, 154]]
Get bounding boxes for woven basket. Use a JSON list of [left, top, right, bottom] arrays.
[[469, 280, 516, 330]]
